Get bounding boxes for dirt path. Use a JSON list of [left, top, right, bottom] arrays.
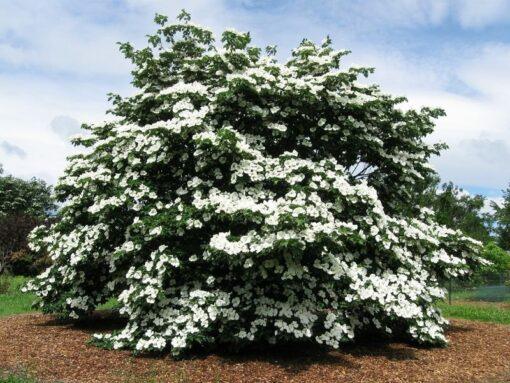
[[1, 313, 510, 383]]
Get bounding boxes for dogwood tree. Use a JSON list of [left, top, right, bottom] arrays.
[[25, 11, 483, 355]]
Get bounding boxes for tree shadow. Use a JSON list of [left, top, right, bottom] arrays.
[[207, 338, 418, 375], [446, 322, 473, 334], [216, 342, 358, 374], [131, 335, 419, 376], [35, 309, 127, 333]]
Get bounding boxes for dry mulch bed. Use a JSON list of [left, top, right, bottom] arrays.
[[1, 313, 510, 383]]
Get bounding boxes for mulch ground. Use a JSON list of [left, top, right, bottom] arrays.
[[1, 313, 510, 383]]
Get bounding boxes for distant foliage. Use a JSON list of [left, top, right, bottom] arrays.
[[0, 214, 38, 274], [25, 11, 483, 355], [493, 185, 510, 251], [480, 242, 510, 273], [420, 181, 492, 243], [0, 166, 55, 275], [0, 168, 55, 218], [9, 248, 52, 276]]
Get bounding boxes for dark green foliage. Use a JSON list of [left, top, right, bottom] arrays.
[[0, 165, 55, 275], [492, 184, 510, 250], [421, 181, 491, 243], [0, 167, 55, 218], [480, 242, 510, 273], [0, 214, 42, 275], [9, 248, 52, 276]]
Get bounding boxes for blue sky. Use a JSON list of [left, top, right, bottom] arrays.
[[0, 0, 509, 204]]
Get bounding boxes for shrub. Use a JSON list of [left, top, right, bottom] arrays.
[[480, 242, 510, 273], [0, 214, 39, 275], [25, 11, 483, 356], [10, 249, 51, 277]]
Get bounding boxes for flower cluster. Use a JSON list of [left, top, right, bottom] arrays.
[[24, 10, 483, 356]]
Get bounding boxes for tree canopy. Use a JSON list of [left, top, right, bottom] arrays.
[[479, 241, 510, 273], [25, 11, 483, 356], [0, 165, 55, 274], [420, 181, 491, 243], [0, 166, 55, 218], [492, 185, 510, 251]]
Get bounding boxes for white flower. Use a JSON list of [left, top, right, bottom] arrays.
[[268, 123, 287, 132], [150, 226, 162, 236]]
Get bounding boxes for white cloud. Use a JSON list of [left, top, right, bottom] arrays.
[[319, 0, 510, 30], [0, 141, 26, 158], [50, 116, 82, 139], [0, 2, 130, 76], [324, 0, 450, 29], [0, 72, 118, 182], [343, 38, 510, 192], [454, 0, 510, 28], [482, 196, 505, 214]]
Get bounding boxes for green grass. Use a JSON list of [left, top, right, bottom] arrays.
[[441, 284, 510, 324], [438, 301, 510, 324], [0, 370, 38, 383], [0, 275, 36, 317], [99, 297, 120, 310], [0, 275, 118, 318], [0, 375, 35, 383]]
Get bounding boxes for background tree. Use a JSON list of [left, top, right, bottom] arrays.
[[25, 11, 483, 356], [420, 181, 491, 243], [0, 165, 55, 274], [418, 180, 510, 274], [0, 213, 39, 274], [0, 167, 55, 218], [493, 184, 510, 251], [479, 241, 510, 273]]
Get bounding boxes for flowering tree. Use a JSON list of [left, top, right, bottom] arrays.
[[25, 11, 484, 355]]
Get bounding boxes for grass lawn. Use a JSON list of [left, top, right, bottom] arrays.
[[0, 275, 117, 318], [0, 276, 36, 317], [0, 369, 38, 383], [0, 374, 36, 383], [438, 301, 510, 324], [438, 284, 510, 325]]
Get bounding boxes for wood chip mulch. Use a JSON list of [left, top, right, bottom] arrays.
[[1, 313, 510, 383]]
